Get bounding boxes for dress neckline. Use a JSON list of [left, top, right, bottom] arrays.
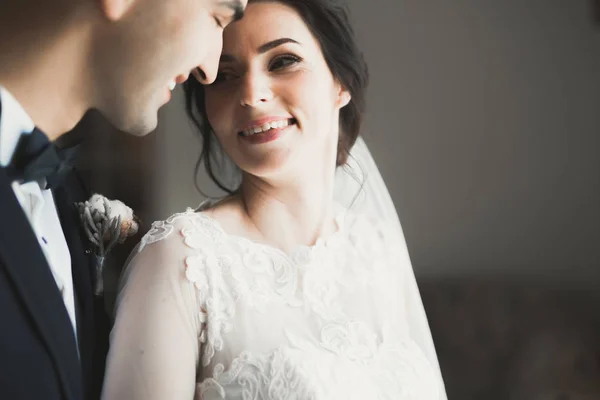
[[193, 203, 349, 264]]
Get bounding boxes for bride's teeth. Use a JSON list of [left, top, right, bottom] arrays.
[[169, 80, 176, 91], [243, 119, 292, 136]]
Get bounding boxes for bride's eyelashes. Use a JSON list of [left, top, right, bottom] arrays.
[[212, 53, 304, 84], [213, 69, 236, 83], [269, 54, 303, 71]]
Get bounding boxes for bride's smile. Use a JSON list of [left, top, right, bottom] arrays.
[[237, 116, 297, 145], [203, 1, 350, 180]]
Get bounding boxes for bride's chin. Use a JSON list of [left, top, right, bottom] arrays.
[[238, 155, 296, 182]]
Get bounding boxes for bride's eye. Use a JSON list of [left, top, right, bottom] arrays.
[[213, 69, 237, 84], [269, 54, 302, 71]]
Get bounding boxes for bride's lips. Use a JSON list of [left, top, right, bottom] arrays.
[[238, 117, 296, 145]]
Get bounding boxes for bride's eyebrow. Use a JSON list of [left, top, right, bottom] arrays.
[[220, 38, 301, 63], [257, 38, 300, 53]]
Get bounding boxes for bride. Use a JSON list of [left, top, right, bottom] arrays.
[[102, 0, 447, 399]]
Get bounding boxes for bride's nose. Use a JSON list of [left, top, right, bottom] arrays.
[[239, 72, 273, 107]]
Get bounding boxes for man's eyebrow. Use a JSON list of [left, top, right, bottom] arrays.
[[219, 0, 245, 21]]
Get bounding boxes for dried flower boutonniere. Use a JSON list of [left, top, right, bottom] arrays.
[[75, 194, 139, 296]]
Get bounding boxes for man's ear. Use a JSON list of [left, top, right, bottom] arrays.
[[99, 0, 136, 21]]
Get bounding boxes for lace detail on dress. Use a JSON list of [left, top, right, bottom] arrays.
[[180, 212, 310, 366], [314, 320, 379, 361], [142, 208, 439, 399], [197, 349, 317, 400], [137, 208, 197, 252], [197, 338, 439, 400]]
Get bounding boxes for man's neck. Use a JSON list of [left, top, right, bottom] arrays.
[[0, 16, 92, 140]]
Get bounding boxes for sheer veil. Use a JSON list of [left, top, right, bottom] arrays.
[[334, 136, 447, 398]]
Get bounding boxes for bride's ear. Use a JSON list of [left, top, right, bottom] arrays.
[[99, 0, 137, 21], [335, 85, 351, 109]]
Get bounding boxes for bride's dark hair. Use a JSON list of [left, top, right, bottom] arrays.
[[184, 0, 369, 195]]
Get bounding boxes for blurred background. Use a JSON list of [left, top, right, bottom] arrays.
[[70, 0, 600, 398]]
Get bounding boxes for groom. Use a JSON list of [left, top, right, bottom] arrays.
[[0, 0, 246, 399]]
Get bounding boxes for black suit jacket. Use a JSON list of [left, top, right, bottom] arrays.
[[0, 147, 109, 398]]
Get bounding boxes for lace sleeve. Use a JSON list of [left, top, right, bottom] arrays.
[[101, 212, 204, 400]]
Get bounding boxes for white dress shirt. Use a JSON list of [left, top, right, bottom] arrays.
[[0, 86, 78, 339]]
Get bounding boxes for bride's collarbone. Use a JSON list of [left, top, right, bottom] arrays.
[[200, 201, 263, 242]]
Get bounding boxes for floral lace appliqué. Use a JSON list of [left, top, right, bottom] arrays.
[[146, 208, 440, 399]]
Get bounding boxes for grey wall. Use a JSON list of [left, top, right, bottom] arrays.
[[153, 0, 600, 282]]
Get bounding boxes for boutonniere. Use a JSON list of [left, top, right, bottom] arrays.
[[75, 194, 139, 296]]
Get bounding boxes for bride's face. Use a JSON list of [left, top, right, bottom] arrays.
[[204, 1, 350, 181]]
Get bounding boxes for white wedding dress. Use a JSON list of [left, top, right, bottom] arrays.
[[102, 138, 447, 400]]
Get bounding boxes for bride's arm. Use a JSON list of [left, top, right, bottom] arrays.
[[101, 232, 202, 400]]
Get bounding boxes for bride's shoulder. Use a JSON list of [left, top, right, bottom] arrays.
[[115, 207, 226, 316], [118, 207, 225, 284], [137, 207, 224, 254]]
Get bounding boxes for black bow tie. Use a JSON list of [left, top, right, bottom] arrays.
[[5, 127, 78, 189]]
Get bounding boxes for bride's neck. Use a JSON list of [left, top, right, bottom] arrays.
[[238, 171, 337, 253], [0, 15, 92, 140]]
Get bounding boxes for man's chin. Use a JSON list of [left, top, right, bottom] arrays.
[[116, 113, 159, 137], [97, 102, 160, 136], [126, 125, 156, 137]]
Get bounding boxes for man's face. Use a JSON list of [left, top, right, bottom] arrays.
[[93, 0, 247, 135]]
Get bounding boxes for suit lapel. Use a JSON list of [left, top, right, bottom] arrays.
[[52, 172, 95, 396], [0, 168, 82, 400]]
